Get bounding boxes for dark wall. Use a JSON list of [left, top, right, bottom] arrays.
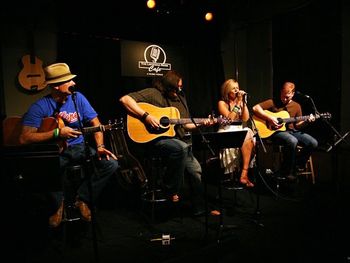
[[272, 0, 342, 146]]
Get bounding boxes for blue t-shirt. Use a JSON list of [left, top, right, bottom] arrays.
[[22, 92, 98, 146]]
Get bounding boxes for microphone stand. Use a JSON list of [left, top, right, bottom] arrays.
[[306, 94, 349, 199], [307, 94, 349, 152], [177, 93, 215, 238], [71, 91, 99, 262], [245, 94, 265, 228]]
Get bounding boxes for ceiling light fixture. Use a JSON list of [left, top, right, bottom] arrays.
[[147, 0, 156, 9]]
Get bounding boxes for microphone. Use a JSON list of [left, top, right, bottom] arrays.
[[69, 85, 77, 93], [295, 91, 310, 98], [176, 87, 184, 95], [235, 91, 248, 96]]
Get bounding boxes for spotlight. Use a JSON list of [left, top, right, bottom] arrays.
[[205, 12, 213, 22], [147, 0, 156, 9]]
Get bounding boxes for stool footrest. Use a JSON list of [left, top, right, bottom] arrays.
[[142, 189, 167, 203]]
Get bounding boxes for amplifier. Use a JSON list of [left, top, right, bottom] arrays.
[[1, 144, 61, 192]]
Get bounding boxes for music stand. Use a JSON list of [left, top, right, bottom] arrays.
[[192, 130, 247, 241]]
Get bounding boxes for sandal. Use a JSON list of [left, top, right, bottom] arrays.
[[240, 169, 254, 188]]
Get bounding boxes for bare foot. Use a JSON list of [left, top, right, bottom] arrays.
[[240, 169, 254, 187]]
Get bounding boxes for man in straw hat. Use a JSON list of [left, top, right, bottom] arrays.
[[19, 62, 119, 227]]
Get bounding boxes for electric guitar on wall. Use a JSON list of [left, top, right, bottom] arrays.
[[252, 110, 332, 138], [126, 102, 240, 143]]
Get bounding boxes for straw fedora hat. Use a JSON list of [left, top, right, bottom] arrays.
[[44, 63, 77, 84]]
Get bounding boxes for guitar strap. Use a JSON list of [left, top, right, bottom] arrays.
[[52, 102, 63, 118]]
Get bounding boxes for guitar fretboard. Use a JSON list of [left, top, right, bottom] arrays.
[[283, 116, 310, 124]]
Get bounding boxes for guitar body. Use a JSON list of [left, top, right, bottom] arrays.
[[2, 116, 65, 150], [253, 110, 290, 138], [18, 54, 46, 91], [127, 103, 180, 143], [37, 117, 67, 152], [127, 102, 243, 143]]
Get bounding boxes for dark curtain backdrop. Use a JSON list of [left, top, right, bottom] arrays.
[[272, 0, 341, 146], [57, 29, 225, 125]]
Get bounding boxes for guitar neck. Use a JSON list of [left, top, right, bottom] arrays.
[[169, 118, 209, 125], [169, 118, 241, 126], [82, 124, 115, 134], [283, 115, 310, 124]]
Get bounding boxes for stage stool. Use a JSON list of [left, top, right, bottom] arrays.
[[296, 146, 315, 184], [205, 156, 244, 233], [220, 169, 245, 214], [257, 140, 287, 195], [259, 141, 316, 198], [140, 156, 168, 223], [62, 164, 85, 223]]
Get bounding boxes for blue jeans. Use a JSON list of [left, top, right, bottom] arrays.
[[52, 143, 119, 208], [153, 138, 204, 208], [271, 130, 318, 175]]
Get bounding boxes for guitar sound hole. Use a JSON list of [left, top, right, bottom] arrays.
[[277, 118, 283, 124], [159, 117, 170, 127]]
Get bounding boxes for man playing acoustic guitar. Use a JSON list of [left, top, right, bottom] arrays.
[[19, 62, 119, 227], [119, 70, 219, 216], [252, 81, 318, 180]]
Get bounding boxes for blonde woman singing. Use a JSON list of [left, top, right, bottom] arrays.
[[217, 79, 255, 187]]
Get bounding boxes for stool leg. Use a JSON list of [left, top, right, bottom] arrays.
[[309, 156, 315, 184]]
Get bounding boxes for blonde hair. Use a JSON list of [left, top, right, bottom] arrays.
[[220, 79, 238, 102]]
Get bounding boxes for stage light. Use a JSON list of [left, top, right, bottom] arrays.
[[147, 0, 156, 9], [205, 12, 213, 22]]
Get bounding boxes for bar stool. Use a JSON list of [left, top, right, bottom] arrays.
[[141, 156, 168, 223], [259, 141, 316, 196], [62, 164, 85, 223], [296, 146, 315, 184]]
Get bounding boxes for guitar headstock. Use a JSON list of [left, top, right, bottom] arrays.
[[107, 119, 124, 130], [216, 115, 243, 126], [316, 112, 332, 120]]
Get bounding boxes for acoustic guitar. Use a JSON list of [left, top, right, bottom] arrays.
[[18, 28, 46, 91], [38, 117, 121, 152], [252, 110, 331, 138], [126, 102, 238, 143], [2, 116, 120, 152], [18, 54, 46, 91]]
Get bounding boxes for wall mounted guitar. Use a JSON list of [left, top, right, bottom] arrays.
[[18, 54, 46, 91], [18, 25, 46, 91]]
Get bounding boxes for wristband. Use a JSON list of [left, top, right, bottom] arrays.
[[97, 144, 105, 149], [141, 112, 149, 121], [233, 105, 241, 113], [53, 128, 60, 139]]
